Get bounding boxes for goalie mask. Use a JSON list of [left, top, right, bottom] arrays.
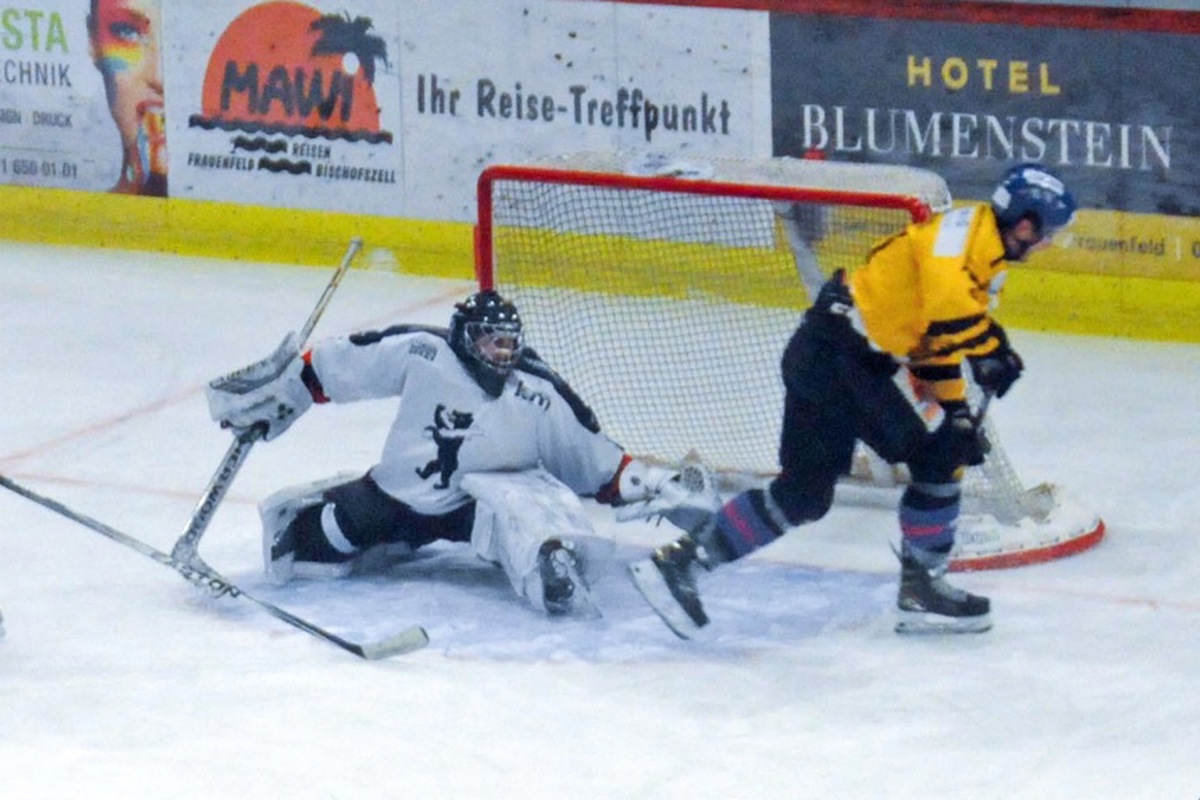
[[991, 163, 1077, 260], [449, 290, 525, 397]]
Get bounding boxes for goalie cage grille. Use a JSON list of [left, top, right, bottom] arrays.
[[475, 152, 1104, 571]]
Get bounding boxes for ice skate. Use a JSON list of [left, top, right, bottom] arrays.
[[628, 535, 710, 639], [895, 545, 991, 634], [537, 538, 597, 618]]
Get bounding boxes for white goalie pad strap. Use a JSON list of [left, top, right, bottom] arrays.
[[258, 472, 360, 528], [461, 469, 615, 603], [320, 503, 358, 555]]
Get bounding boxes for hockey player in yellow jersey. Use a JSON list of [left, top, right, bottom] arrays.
[[629, 162, 1077, 638]]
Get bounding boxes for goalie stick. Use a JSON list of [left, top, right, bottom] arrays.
[[171, 237, 363, 566], [0, 474, 429, 660]]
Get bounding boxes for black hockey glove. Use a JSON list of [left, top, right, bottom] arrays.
[[968, 324, 1023, 399], [937, 405, 990, 468]]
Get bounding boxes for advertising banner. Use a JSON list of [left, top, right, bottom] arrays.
[[393, 0, 768, 220], [161, 0, 768, 221], [0, 0, 161, 195], [769, 12, 1200, 279], [165, 0, 401, 214]]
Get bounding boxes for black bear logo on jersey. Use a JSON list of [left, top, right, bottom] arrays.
[[416, 404, 474, 489]]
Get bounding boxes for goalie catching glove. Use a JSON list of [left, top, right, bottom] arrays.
[[610, 458, 722, 535], [206, 332, 315, 441]]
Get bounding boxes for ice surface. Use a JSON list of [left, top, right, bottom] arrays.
[[1, 241, 1198, 799]]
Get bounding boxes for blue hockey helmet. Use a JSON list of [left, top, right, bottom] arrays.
[[991, 163, 1077, 238], [449, 290, 524, 397]]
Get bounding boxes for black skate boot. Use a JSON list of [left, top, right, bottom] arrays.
[[895, 544, 991, 634], [628, 535, 711, 639], [537, 539, 597, 617]]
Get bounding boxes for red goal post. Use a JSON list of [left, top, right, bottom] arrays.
[[474, 152, 1103, 571]]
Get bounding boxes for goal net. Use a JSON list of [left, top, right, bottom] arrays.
[[475, 152, 1103, 570]]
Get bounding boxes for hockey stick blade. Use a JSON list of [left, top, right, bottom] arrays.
[[355, 626, 431, 660], [0, 473, 427, 660]]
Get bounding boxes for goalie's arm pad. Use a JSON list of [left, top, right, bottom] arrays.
[[595, 455, 681, 506]]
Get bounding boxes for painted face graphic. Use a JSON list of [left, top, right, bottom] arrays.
[[89, 0, 166, 195]]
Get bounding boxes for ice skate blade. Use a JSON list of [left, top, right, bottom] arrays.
[[894, 609, 992, 635], [627, 558, 704, 640]]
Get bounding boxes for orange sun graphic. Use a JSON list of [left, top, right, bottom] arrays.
[[199, 1, 388, 138]]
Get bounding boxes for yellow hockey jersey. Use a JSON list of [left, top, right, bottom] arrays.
[[847, 203, 1010, 404]]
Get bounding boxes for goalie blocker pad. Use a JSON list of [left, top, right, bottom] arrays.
[[461, 469, 615, 613]]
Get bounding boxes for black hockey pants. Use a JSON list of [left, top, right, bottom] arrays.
[[768, 272, 941, 527], [292, 472, 476, 563]]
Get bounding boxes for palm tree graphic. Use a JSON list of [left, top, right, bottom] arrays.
[[309, 12, 389, 85]]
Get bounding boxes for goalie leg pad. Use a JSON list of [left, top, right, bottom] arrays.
[[261, 472, 440, 583], [260, 472, 362, 583], [461, 469, 614, 615]]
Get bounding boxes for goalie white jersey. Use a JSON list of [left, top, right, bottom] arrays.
[[306, 326, 627, 514]]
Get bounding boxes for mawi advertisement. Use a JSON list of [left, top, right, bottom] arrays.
[[166, 0, 400, 214], [165, 0, 766, 219]]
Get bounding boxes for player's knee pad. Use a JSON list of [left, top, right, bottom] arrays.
[[769, 472, 837, 527], [899, 479, 961, 555]]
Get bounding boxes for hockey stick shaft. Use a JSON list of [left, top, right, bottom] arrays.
[[0, 473, 428, 659], [171, 237, 363, 563], [972, 388, 994, 428]]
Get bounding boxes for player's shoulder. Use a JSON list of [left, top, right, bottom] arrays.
[[514, 348, 602, 432], [348, 323, 449, 348], [925, 203, 994, 258]]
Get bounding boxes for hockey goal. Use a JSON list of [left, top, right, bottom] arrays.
[[475, 152, 1104, 571]]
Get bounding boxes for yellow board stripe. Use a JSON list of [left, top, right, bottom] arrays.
[[0, 186, 473, 279], [3, 185, 1197, 343]]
